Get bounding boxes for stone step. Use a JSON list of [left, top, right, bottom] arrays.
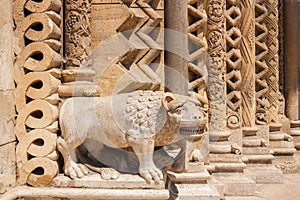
[[213, 173, 256, 196], [270, 147, 297, 155], [225, 196, 262, 200], [270, 141, 295, 148], [211, 163, 247, 172], [52, 173, 165, 189], [290, 129, 300, 136], [242, 154, 274, 163], [244, 165, 283, 183], [169, 183, 220, 200], [209, 154, 242, 163], [243, 147, 270, 155], [167, 169, 211, 183], [243, 137, 262, 147]]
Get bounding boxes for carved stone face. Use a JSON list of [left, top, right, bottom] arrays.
[[162, 93, 207, 139]]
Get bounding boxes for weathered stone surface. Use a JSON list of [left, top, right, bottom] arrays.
[[1, 0, 300, 198], [0, 143, 15, 194], [52, 174, 165, 189], [0, 0, 15, 194], [213, 173, 256, 196], [1, 186, 169, 200], [0, 91, 15, 145], [0, 0, 14, 91], [169, 183, 220, 200], [244, 165, 283, 183], [91, 3, 131, 47]]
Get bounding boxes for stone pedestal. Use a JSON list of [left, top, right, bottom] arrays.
[[51, 173, 169, 200], [269, 123, 296, 156], [242, 126, 283, 183], [167, 170, 220, 200], [244, 164, 283, 183], [209, 129, 246, 173], [212, 173, 256, 197], [242, 127, 273, 164], [290, 120, 300, 150]]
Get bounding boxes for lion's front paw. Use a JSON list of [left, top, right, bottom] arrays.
[[139, 165, 163, 184], [65, 162, 89, 179]]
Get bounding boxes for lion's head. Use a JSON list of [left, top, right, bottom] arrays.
[[162, 92, 208, 139]]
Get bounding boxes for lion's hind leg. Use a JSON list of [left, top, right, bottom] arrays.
[[57, 137, 89, 179]]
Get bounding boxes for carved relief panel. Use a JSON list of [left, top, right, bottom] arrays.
[[14, 0, 63, 186]]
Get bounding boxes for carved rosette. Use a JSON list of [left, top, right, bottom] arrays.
[[206, 0, 227, 132], [225, 0, 242, 129], [14, 0, 62, 186], [255, 0, 270, 125]]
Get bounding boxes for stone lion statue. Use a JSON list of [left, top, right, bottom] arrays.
[[57, 90, 207, 183]]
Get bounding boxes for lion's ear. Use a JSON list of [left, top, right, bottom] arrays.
[[162, 93, 178, 111]]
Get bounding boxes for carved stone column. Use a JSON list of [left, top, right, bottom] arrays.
[[240, 0, 276, 173], [206, 0, 227, 139], [164, 0, 189, 95], [205, 0, 246, 175], [264, 0, 296, 157], [284, 0, 300, 150], [241, 0, 283, 180], [59, 0, 99, 97], [225, 0, 242, 130]]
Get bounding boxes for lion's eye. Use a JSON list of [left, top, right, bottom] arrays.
[[175, 107, 184, 114]]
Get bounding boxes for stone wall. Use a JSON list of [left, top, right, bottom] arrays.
[[0, 0, 16, 194], [0, 0, 300, 199]]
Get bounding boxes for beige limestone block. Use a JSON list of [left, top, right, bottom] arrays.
[[243, 147, 270, 155], [0, 91, 15, 145], [0, 143, 16, 194], [1, 186, 169, 200], [52, 173, 165, 189], [0, 0, 15, 194], [0, 4, 14, 91], [58, 81, 100, 97], [213, 173, 256, 196], [169, 183, 220, 200], [91, 3, 130, 47]]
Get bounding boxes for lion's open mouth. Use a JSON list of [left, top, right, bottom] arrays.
[[179, 127, 205, 136]]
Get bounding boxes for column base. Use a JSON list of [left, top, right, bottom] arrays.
[[167, 169, 220, 200], [212, 173, 256, 196], [244, 164, 283, 183]]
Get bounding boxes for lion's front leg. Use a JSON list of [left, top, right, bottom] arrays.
[[57, 137, 89, 179], [128, 136, 163, 183]]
